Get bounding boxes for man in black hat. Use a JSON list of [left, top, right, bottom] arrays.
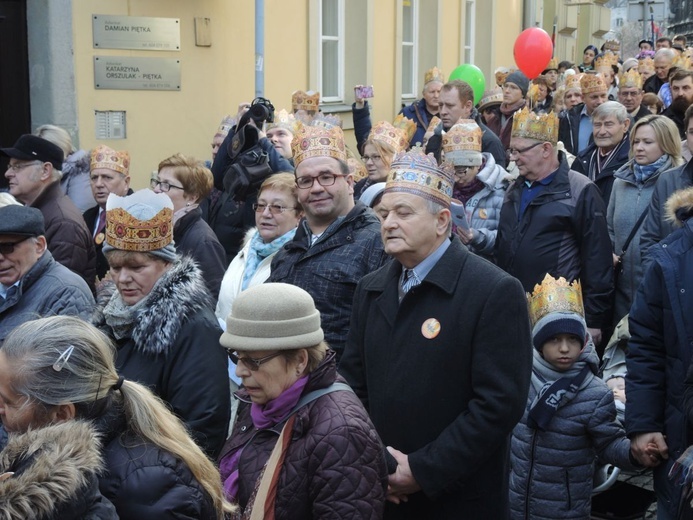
[[0, 204, 93, 342], [1, 135, 96, 290]]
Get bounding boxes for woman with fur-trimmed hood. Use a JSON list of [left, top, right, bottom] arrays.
[[92, 190, 230, 459], [0, 421, 117, 519]]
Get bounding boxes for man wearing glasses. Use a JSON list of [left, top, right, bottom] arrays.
[[496, 108, 613, 349], [1, 135, 95, 292], [0, 204, 93, 342], [269, 124, 387, 361]]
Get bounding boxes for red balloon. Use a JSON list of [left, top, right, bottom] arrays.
[[513, 28, 553, 80]]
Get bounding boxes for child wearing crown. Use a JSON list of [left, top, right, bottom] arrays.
[[509, 274, 640, 519]]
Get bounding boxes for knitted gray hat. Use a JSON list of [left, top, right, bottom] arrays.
[[532, 311, 587, 351], [220, 283, 324, 351], [505, 71, 530, 97]]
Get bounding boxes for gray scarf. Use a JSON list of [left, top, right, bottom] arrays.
[[102, 288, 152, 340]]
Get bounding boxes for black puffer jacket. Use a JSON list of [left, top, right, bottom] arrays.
[[96, 403, 218, 520], [218, 349, 387, 519], [0, 421, 118, 520]]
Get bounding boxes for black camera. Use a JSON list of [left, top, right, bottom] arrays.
[[247, 97, 275, 125]]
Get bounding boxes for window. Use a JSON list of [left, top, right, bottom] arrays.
[[464, 0, 475, 64], [402, 0, 419, 98], [319, 0, 344, 102]]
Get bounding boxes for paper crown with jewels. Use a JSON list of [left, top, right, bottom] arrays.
[[595, 51, 619, 70], [90, 145, 130, 176], [580, 73, 607, 94], [215, 115, 236, 138], [603, 39, 621, 53], [392, 114, 417, 143], [266, 109, 300, 134], [310, 113, 342, 129], [291, 123, 347, 167], [442, 119, 483, 167], [424, 66, 445, 85], [479, 87, 503, 111], [105, 190, 173, 253], [564, 73, 584, 92], [619, 69, 643, 90], [673, 55, 692, 70], [368, 121, 409, 152], [543, 57, 559, 72], [292, 90, 321, 113], [526, 274, 585, 327], [511, 108, 559, 144], [347, 157, 368, 182], [385, 146, 454, 207], [638, 57, 655, 72]]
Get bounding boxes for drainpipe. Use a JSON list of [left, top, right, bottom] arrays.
[[523, 0, 537, 29], [255, 0, 264, 98]]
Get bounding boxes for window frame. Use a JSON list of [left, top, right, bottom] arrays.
[[318, 0, 345, 103], [401, 0, 420, 100], [464, 0, 476, 64]]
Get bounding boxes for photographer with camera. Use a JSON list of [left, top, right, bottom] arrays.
[[209, 98, 294, 264]]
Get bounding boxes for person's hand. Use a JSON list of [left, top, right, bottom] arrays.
[[587, 327, 602, 346], [455, 227, 475, 245], [631, 432, 668, 467], [236, 102, 251, 120], [386, 447, 421, 504], [353, 86, 365, 109], [613, 253, 621, 267]]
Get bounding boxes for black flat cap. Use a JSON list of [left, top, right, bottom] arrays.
[[0, 135, 63, 171], [0, 205, 45, 236]]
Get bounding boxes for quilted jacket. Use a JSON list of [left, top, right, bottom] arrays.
[[268, 202, 388, 359], [218, 349, 388, 519]]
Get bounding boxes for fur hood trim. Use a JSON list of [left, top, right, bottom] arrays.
[[0, 421, 103, 520], [241, 227, 257, 251], [665, 186, 693, 226], [93, 255, 212, 355]]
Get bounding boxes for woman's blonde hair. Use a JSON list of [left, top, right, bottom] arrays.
[[629, 114, 684, 166], [258, 172, 300, 210], [157, 153, 213, 203], [35, 124, 75, 157], [2, 316, 234, 518], [362, 139, 398, 170]]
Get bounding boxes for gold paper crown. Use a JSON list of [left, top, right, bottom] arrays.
[[526, 274, 585, 327], [564, 73, 583, 91], [603, 39, 621, 52], [347, 157, 368, 182], [511, 108, 559, 144], [424, 66, 445, 85], [543, 58, 559, 72], [527, 84, 541, 104], [266, 109, 300, 134], [292, 90, 321, 112], [369, 121, 409, 152], [106, 207, 173, 252], [595, 51, 619, 70], [215, 115, 235, 137], [310, 113, 343, 129], [495, 68, 511, 86], [479, 87, 503, 110], [426, 116, 442, 134], [291, 124, 347, 167], [619, 69, 643, 90], [385, 146, 454, 207], [580, 73, 607, 94], [673, 55, 692, 70], [90, 145, 130, 176], [442, 120, 483, 167], [638, 57, 655, 72], [392, 114, 417, 143]]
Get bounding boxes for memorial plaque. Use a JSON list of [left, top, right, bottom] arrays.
[[94, 56, 181, 91], [93, 15, 180, 51]]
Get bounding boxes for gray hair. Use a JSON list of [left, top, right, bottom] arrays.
[[592, 101, 629, 124], [425, 198, 452, 234], [654, 48, 676, 62]]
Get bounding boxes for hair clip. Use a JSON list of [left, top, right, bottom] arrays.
[[52, 345, 74, 372]]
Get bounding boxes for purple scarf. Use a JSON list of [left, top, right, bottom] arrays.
[[220, 376, 309, 500]]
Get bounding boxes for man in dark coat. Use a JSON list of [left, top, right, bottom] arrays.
[[496, 108, 614, 348], [643, 48, 675, 94], [558, 74, 608, 155], [571, 101, 631, 206], [399, 66, 445, 148], [1, 134, 96, 291], [340, 148, 533, 519], [618, 68, 651, 123], [269, 123, 387, 360], [662, 69, 693, 139]]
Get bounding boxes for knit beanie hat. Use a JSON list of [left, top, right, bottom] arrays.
[[220, 283, 324, 351], [532, 311, 587, 351], [505, 71, 530, 97]]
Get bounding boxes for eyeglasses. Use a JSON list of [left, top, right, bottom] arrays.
[[229, 351, 283, 371], [252, 202, 295, 214], [362, 154, 383, 163], [6, 161, 41, 172], [150, 179, 185, 192], [0, 236, 31, 255], [295, 173, 346, 189], [506, 142, 544, 159]]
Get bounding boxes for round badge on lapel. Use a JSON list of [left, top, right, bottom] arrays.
[[421, 318, 441, 339], [95, 232, 105, 245]]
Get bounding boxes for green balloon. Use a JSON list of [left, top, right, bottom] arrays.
[[448, 64, 486, 106]]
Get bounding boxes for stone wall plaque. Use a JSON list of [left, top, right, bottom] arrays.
[[94, 56, 181, 91], [93, 15, 180, 51]]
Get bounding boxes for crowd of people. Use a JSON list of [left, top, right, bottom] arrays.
[[1, 32, 693, 520]]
